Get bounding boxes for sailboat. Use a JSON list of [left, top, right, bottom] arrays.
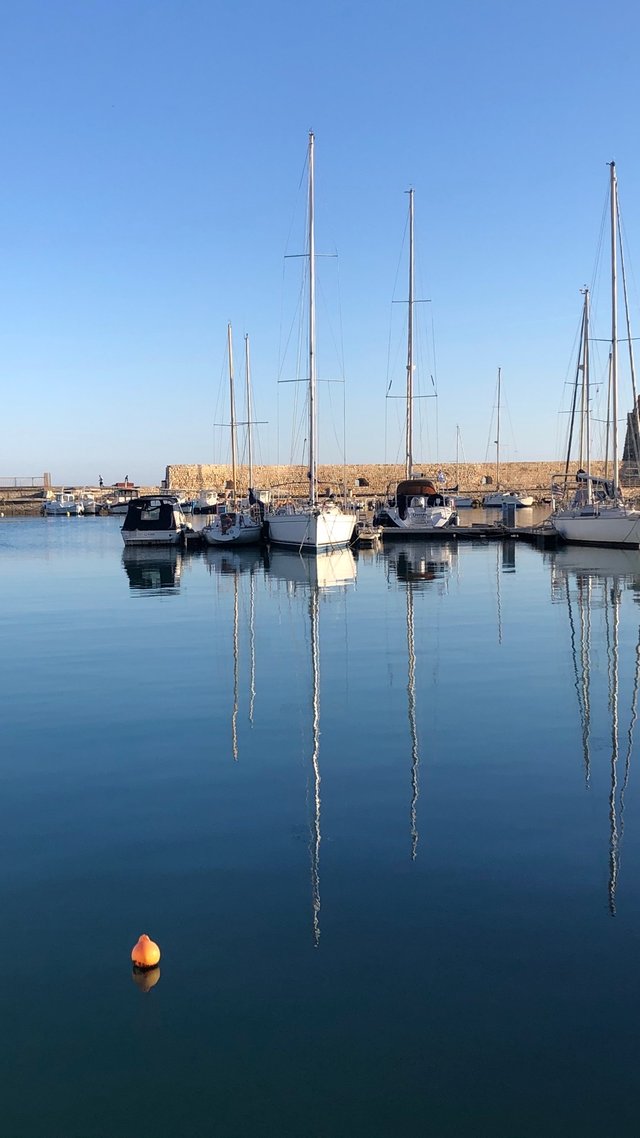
[[202, 325, 263, 547], [482, 368, 533, 508], [376, 190, 456, 535], [551, 162, 640, 547], [453, 426, 474, 508], [266, 133, 355, 552]]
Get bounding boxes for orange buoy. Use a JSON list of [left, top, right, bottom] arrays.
[[132, 965, 161, 993], [131, 933, 161, 971]]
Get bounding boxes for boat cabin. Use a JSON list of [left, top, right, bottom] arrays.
[[392, 478, 448, 518], [121, 496, 186, 534]]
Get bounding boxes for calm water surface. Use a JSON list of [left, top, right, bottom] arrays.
[[1, 516, 640, 1137]]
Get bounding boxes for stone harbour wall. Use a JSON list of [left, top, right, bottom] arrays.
[[165, 460, 620, 501]]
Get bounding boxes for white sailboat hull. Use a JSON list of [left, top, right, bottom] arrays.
[[380, 503, 456, 533], [267, 506, 355, 550], [202, 513, 262, 546], [552, 507, 640, 548]]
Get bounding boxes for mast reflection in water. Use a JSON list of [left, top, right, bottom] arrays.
[[552, 545, 640, 914], [205, 546, 265, 761], [267, 547, 356, 946], [388, 542, 455, 860]]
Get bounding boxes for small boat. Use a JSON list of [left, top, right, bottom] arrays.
[[201, 326, 262, 547], [79, 491, 96, 515], [483, 490, 534, 508], [107, 484, 139, 515], [453, 428, 475, 507], [375, 190, 456, 536], [482, 369, 533, 508], [43, 492, 84, 516], [190, 490, 219, 515], [121, 495, 191, 546], [266, 134, 355, 552]]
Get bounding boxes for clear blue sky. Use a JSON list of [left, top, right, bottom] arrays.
[[1, 0, 640, 485]]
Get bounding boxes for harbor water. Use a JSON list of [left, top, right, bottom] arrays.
[[1, 515, 640, 1137]]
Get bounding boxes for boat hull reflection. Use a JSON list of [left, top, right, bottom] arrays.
[[267, 547, 357, 590], [122, 547, 183, 592]]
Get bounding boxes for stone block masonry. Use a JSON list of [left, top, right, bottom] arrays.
[[165, 461, 616, 500]]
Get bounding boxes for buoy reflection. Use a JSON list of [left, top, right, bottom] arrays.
[[132, 965, 161, 993]]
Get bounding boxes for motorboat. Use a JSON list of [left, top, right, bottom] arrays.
[[483, 490, 534, 508], [120, 495, 191, 546], [42, 492, 84, 516]]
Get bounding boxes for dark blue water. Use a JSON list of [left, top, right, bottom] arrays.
[[1, 517, 640, 1137]]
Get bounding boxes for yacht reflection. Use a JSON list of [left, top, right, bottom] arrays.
[[204, 544, 266, 578], [266, 545, 357, 590], [267, 548, 356, 946], [552, 546, 640, 914], [389, 541, 455, 590], [122, 547, 182, 592], [388, 543, 454, 860]]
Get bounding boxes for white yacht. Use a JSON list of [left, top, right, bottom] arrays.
[[121, 495, 191, 546], [375, 190, 456, 536], [266, 134, 355, 552], [552, 163, 640, 548]]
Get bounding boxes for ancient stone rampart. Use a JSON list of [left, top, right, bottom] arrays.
[[165, 460, 615, 500]]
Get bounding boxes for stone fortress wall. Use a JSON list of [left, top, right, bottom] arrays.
[[165, 460, 631, 500]]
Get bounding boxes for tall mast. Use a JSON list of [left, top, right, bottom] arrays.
[[308, 131, 317, 508], [227, 322, 237, 501], [610, 161, 619, 497], [245, 333, 253, 489], [405, 188, 415, 479], [495, 367, 501, 490], [583, 288, 591, 497]]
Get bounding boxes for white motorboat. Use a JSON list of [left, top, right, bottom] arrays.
[[79, 491, 96, 515], [201, 326, 262, 547], [375, 190, 456, 536], [266, 134, 355, 552], [190, 490, 219, 515], [121, 495, 191, 546], [551, 163, 640, 548], [43, 492, 84, 516], [483, 490, 534, 508], [107, 486, 139, 515]]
